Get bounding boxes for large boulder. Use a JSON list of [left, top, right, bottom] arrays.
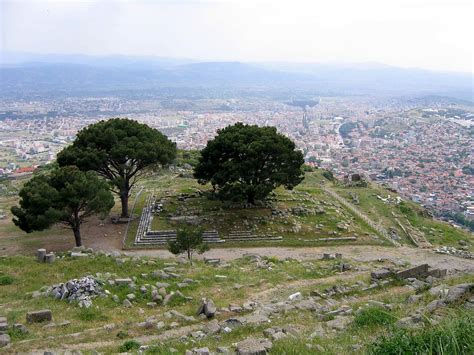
[[197, 298, 216, 319], [445, 283, 473, 304], [203, 319, 220, 334]]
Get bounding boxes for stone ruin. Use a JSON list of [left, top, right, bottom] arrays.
[[343, 173, 368, 187], [47, 276, 105, 308], [36, 248, 55, 264]]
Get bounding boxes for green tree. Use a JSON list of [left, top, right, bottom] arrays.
[[57, 118, 176, 218], [11, 166, 114, 247], [167, 226, 209, 265], [194, 123, 304, 204]]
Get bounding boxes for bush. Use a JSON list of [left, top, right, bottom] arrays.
[[116, 330, 129, 339], [354, 307, 396, 327], [367, 312, 473, 354], [119, 340, 141, 352], [0, 274, 14, 285], [322, 170, 334, 181]]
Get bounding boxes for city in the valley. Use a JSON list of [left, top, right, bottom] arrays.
[[1, 95, 472, 224]]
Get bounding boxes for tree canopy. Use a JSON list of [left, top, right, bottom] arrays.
[[57, 118, 176, 217], [167, 226, 209, 264], [194, 123, 305, 203], [11, 166, 114, 247]]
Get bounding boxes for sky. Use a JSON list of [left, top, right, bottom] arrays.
[[1, 0, 473, 73]]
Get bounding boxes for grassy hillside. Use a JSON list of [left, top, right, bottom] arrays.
[[0, 252, 472, 353], [123, 167, 472, 250], [0, 164, 471, 254]]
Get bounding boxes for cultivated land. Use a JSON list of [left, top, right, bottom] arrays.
[[0, 166, 473, 353]]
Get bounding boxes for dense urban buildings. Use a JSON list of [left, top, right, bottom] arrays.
[[0, 96, 472, 222]]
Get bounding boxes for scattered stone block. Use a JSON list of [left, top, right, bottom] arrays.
[[204, 258, 221, 265], [229, 304, 243, 313], [0, 317, 7, 333], [326, 316, 353, 330], [197, 298, 217, 319], [235, 337, 272, 355], [44, 253, 56, 264], [371, 268, 393, 280], [115, 278, 133, 285], [13, 323, 28, 334], [0, 334, 10, 348], [288, 292, 302, 301], [396, 316, 421, 329], [36, 249, 46, 263], [445, 283, 473, 304], [395, 264, 429, 279], [245, 313, 270, 325], [71, 252, 88, 258], [222, 318, 243, 329], [203, 319, 220, 334], [26, 309, 52, 323], [428, 284, 449, 297], [427, 268, 447, 278], [339, 263, 351, 272], [322, 253, 332, 260]]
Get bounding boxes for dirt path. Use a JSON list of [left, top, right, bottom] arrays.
[[125, 245, 474, 272], [250, 271, 369, 303]]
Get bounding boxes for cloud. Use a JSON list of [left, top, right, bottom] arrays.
[[1, 0, 472, 72]]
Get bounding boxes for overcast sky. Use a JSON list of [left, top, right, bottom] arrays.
[[1, 0, 473, 72]]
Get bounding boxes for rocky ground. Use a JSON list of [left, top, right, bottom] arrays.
[[126, 245, 474, 273], [0, 247, 472, 354]]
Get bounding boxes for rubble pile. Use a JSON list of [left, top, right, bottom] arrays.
[[434, 246, 473, 259], [48, 276, 104, 308]]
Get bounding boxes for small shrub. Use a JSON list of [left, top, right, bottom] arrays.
[[322, 170, 335, 181], [0, 274, 14, 285], [354, 307, 396, 327], [119, 340, 141, 352], [116, 330, 129, 339]]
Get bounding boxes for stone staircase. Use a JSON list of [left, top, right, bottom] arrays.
[[225, 230, 283, 242], [395, 218, 432, 248], [134, 230, 225, 246]]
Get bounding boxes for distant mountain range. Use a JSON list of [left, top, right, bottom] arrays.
[[1, 52, 472, 101]]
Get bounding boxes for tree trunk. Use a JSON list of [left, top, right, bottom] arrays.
[[187, 249, 192, 265], [73, 226, 82, 247], [120, 190, 129, 218], [247, 190, 256, 205]]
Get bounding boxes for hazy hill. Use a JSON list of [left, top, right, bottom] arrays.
[[1, 53, 472, 100]]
